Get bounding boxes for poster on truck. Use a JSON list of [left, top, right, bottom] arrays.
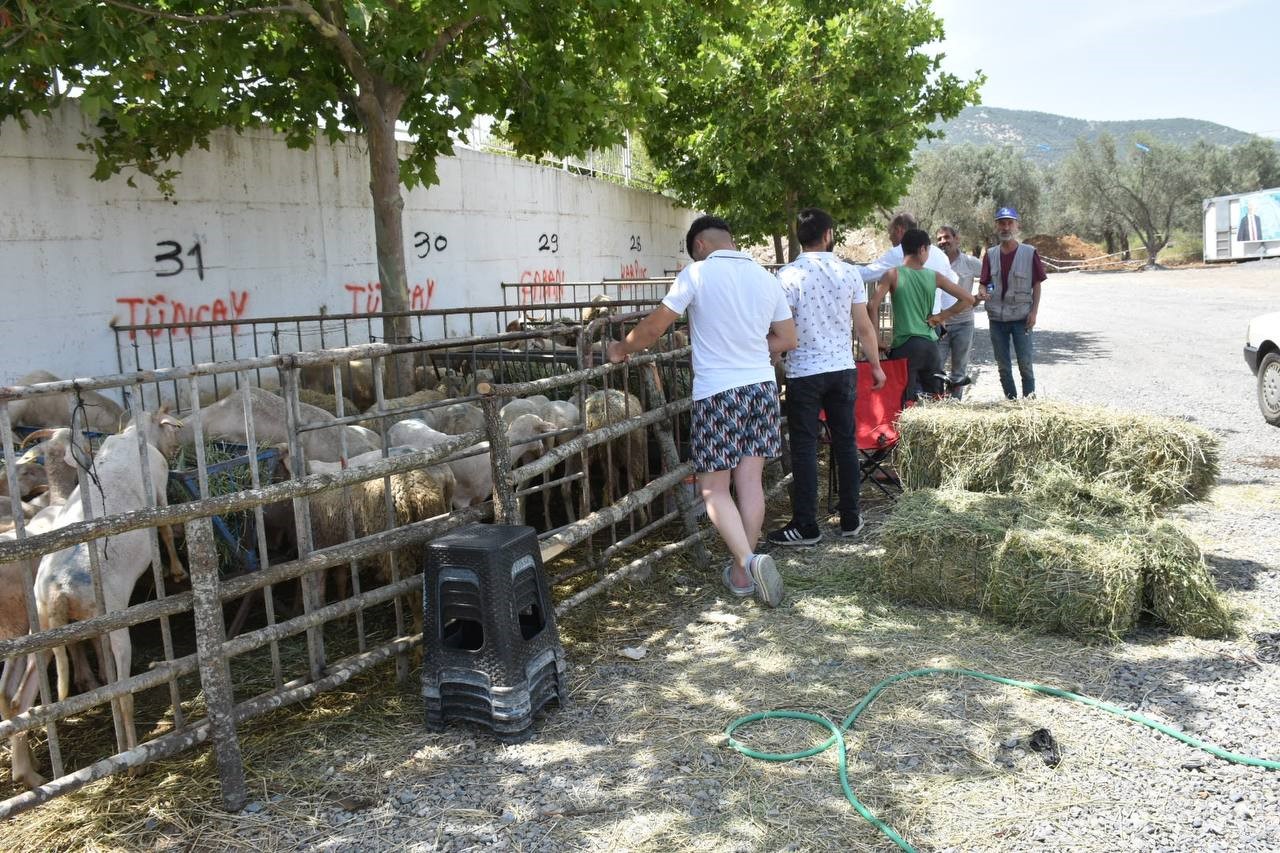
[[1236, 191, 1280, 243]]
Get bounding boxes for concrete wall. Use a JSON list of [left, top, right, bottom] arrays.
[[0, 104, 694, 385]]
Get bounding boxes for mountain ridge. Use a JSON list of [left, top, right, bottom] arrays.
[[924, 105, 1258, 163]]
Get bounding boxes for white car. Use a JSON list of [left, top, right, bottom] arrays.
[[1245, 311, 1280, 426]]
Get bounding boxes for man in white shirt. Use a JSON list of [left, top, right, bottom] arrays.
[[934, 224, 983, 399], [607, 215, 796, 607], [766, 208, 885, 548], [856, 211, 959, 293]]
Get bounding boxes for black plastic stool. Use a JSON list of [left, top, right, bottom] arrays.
[[421, 523, 566, 742]]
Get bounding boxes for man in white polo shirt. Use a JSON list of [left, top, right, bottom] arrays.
[[607, 215, 796, 607], [767, 208, 885, 547]]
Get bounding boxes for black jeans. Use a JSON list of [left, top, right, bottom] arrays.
[[786, 369, 858, 529], [889, 336, 943, 404]]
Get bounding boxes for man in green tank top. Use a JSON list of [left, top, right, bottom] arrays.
[[867, 229, 976, 402]]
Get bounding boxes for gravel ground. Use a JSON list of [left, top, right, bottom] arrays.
[[3, 262, 1278, 852]]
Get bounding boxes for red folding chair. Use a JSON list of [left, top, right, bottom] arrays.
[[819, 358, 909, 509]]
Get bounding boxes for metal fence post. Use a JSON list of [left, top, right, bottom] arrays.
[[186, 516, 247, 811], [480, 394, 519, 523]]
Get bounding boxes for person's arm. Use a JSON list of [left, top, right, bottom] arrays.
[[607, 305, 679, 363], [851, 301, 885, 389], [767, 318, 797, 354], [855, 246, 899, 284], [927, 273, 977, 326], [975, 252, 991, 302], [866, 267, 896, 320], [1026, 251, 1046, 330]]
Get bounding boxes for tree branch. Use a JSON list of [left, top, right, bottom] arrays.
[[101, 0, 295, 23], [284, 0, 376, 95], [419, 14, 484, 66]]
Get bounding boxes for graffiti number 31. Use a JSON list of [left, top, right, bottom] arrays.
[[155, 240, 206, 280]]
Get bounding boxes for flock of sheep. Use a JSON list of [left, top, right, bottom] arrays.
[[0, 346, 659, 790]]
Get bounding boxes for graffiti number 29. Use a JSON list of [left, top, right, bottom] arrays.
[[155, 240, 205, 280], [538, 233, 559, 253]]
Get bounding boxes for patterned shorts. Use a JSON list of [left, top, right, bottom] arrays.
[[691, 381, 782, 473]]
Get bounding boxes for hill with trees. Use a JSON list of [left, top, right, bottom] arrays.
[[924, 106, 1258, 164]]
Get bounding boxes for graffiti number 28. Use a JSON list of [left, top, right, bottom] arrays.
[[629, 235, 642, 252], [155, 240, 205, 280]]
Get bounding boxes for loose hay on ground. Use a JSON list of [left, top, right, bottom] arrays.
[[896, 401, 1219, 508]]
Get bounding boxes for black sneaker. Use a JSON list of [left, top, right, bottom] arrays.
[[766, 523, 822, 546], [840, 514, 865, 538]]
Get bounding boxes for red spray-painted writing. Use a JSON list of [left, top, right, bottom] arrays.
[[518, 269, 566, 303], [344, 280, 437, 314], [115, 290, 250, 340], [619, 261, 648, 280]]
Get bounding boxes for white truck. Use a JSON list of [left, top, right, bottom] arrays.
[[1204, 187, 1280, 262], [1245, 312, 1280, 426]]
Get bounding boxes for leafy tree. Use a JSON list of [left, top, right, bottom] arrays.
[[1059, 134, 1203, 267], [898, 143, 1042, 250], [1225, 136, 1280, 193], [1, 0, 663, 388], [640, 0, 981, 262]]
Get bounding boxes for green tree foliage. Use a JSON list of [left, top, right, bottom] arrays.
[[1059, 134, 1202, 267], [0, 0, 663, 384], [640, 0, 981, 261], [898, 144, 1042, 249]]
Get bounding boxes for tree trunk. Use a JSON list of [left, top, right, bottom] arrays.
[[783, 190, 800, 262], [772, 234, 785, 266], [362, 94, 414, 396], [1121, 232, 1131, 261]]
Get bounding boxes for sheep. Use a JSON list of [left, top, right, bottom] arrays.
[[182, 386, 380, 464], [32, 408, 184, 747], [0, 559, 47, 788], [583, 389, 648, 519], [298, 359, 378, 411], [447, 414, 553, 510], [0, 461, 46, 502], [8, 370, 124, 433], [307, 464, 457, 608], [424, 402, 486, 436], [387, 419, 453, 453], [306, 445, 417, 475], [17, 427, 82, 505]]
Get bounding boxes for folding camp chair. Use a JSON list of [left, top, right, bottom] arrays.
[[820, 358, 909, 509]]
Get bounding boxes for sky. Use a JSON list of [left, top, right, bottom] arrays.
[[930, 0, 1280, 138]]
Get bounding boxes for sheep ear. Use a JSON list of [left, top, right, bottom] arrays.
[[159, 412, 183, 429]]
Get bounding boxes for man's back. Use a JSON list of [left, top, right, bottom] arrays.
[[662, 249, 790, 400], [777, 252, 864, 378]]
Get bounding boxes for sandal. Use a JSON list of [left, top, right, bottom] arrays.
[[722, 563, 755, 598]]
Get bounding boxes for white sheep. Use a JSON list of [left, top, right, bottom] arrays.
[[423, 402, 486, 436], [33, 408, 185, 746], [583, 389, 648, 518], [0, 559, 47, 788], [447, 414, 553, 510], [306, 445, 417, 475], [182, 386, 380, 464], [9, 371, 124, 433]]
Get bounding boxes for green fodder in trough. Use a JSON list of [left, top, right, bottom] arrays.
[[895, 401, 1219, 508]]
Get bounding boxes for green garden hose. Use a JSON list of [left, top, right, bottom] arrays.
[[724, 667, 1280, 852]]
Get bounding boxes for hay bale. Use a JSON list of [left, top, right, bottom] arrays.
[[875, 484, 1232, 642], [987, 523, 1143, 642], [1143, 521, 1233, 638], [876, 489, 1023, 609], [896, 401, 1218, 508]]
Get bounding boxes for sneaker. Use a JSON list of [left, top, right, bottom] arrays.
[[722, 563, 755, 598], [766, 523, 822, 547], [746, 554, 784, 608], [840, 514, 865, 538]]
